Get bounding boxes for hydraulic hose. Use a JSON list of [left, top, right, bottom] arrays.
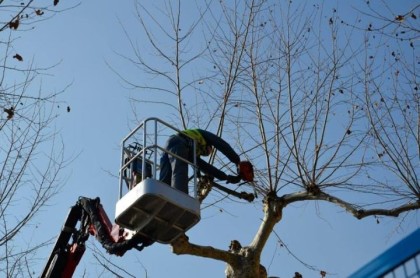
[[77, 197, 153, 255]]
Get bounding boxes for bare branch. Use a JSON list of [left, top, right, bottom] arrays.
[[280, 190, 420, 219]]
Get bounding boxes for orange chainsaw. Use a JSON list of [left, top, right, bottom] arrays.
[[238, 161, 258, 197]]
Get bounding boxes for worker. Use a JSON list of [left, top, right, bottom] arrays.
[[159, 128, 242, 193]]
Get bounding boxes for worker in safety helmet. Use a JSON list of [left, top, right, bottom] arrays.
[[159, 128, 242, 193]]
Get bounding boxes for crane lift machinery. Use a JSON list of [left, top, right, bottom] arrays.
[[41, 117, 256, 278]]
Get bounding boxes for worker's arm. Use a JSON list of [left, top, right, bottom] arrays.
[[198, 129, 240, 164], [197, 158, 238, 181]]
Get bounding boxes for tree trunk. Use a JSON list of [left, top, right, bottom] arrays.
[[225, 246, 267, 278]]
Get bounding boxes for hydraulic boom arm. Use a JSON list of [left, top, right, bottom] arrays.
[[41, 197, 153, 278]]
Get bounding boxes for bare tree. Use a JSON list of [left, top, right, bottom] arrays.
[[0, 1, 69, 277], [114, 0, 419, 277], [361, 1, 420, 214]]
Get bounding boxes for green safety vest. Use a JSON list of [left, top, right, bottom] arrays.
[[182, 129, 207, 155]]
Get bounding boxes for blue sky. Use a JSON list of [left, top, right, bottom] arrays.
[[12, 0, 419, 277]]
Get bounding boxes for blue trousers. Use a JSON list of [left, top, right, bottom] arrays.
[[159, 134, 189, 193]]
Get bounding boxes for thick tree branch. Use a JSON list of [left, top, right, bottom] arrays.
[[250, 193, 282, 255], [171, 234, 240, 266], [280, 190, 420, 219]]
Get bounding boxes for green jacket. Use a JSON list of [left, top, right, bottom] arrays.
[[182, 129, 240, 180]]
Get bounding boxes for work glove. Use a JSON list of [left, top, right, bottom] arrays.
[[226, 175, 241, 184]]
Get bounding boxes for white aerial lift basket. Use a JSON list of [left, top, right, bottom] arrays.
[[115, 118, 201, 244], [115, 178, 200, 244]]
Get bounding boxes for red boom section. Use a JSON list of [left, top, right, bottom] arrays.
[[60, 243, 85, 278]]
